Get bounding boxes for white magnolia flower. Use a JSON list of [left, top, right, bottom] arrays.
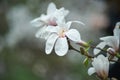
[[31, 2, 69, 39], [88, 55, 109, 79], [45, 21, 84, 56], [94, 22, 120, 56]]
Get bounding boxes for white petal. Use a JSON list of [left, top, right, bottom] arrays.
[[47, 2, 56, 14], [97, 55, 106, 60], [55, 37, 68, 56], [70, 21, 85, 26], [91, 55, 109, 77], [58, 7, 69, 17], [100, 36, 113, 41], [92, 58, 100, 72], [114, 22, 120, 42], [40, 14, 49, 22], [65, 29, 81, 42], [65, 21, 85, 30], [54, 8, 68, 25], [100, 36, 119, 50], [54, 8, 69, 21], [35, 27, 45, 38], [56, 17, 66, 26], [94, 42, 106, 55], [98, 55, 109, 73], [45, 26, 60, 33], [30, 17, 44, 27], [88, 67, 96, 75], [45, 34, 58, 54], [92, 55, 108, 74], [65, 21, 72, 29], [114, 28, 120, 38], [35, 26, 51, 39], [97, 55, 109, 69]]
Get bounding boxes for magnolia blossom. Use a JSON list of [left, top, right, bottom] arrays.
[[88, 55, 109, 79], [31, 2, 69, 39], [45, 21, 84, 56], [94, 22, 120, 57]]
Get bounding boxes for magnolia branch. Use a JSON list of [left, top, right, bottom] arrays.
[[69, 42, 120, 63]]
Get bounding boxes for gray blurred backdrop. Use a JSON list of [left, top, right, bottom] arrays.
[[0, 0, 119, 80]]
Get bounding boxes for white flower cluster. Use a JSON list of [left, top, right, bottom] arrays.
[[88, 23, 120, 79], [31, 2, 85, 56], [31, 2, 120, 80], [94, 22, 120, 63]]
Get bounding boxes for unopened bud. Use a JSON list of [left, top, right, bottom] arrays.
[[107, 48, 116, 56], [77, 41, 89, 48], [80, 47, 85, 55]]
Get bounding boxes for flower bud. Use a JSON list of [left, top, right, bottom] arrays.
[[107, 48, 116, 56], [77, 40, 89, 48]]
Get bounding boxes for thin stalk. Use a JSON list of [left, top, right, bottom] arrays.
[[69, 42, 120, 63]]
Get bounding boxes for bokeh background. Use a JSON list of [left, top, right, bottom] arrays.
[[0, 0, 120, 80]]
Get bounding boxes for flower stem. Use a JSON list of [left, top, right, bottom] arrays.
[[69, 43, 93, 58], [89, 45, 107, 53], [69, 41, 120, 63]]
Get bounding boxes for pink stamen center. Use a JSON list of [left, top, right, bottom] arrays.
[[48, 19, 57, 26]]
